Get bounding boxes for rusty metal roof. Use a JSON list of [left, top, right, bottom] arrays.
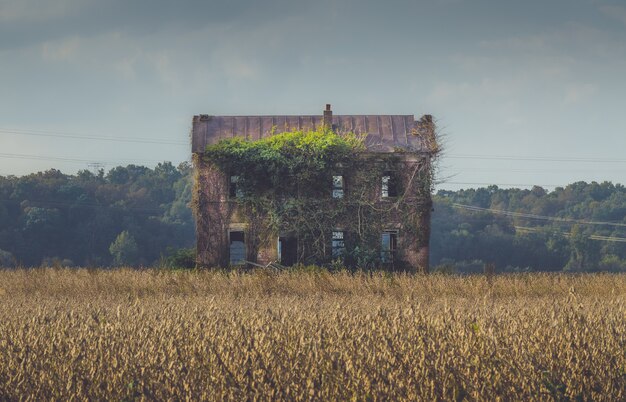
[[191, 110, 435, 154]]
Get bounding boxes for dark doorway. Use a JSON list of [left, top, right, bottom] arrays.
[[229, 231, 245, 265], [278, 237, 297, 266]]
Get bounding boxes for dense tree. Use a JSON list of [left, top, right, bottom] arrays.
[[109, 231, 140, 266], [0, 163, 194, 267], [431, 182, 625, 272], [0, 164, 622, 271]]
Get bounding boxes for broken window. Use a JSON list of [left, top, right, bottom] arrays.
[[381, 172, 398, 198], [332, 175, 344, 198], [229, 175, 243, 199], [381, 231, 398, 264], [331, 231, 345, 258], [229, 231, 245, 265]]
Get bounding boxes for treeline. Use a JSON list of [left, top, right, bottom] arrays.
[[0, 164, 624, 271], [0, 163, 194, 267], [431, 182, 626, 272]]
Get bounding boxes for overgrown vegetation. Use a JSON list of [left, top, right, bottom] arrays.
[[203, 128, 365, 195], [0, 162, 194, 267], [161, 247, 196, 269], [432, 182, 626, 272], [0, 160, 623, 271], [1, 269, 625, 399], [201, 128, 434, 267]]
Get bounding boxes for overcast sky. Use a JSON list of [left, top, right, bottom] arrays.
[[1, 0, 625, 190]]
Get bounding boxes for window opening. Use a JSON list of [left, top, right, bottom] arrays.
[[229, 231, 245, 265], [381, 172, 398, 198], [331, 231, 345, 258], [381, 231, 398, 264], [229, 175, 243, 198], [332, 175, 344, 198]]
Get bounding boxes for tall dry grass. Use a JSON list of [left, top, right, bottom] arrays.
[[1, 269, 625, 400]]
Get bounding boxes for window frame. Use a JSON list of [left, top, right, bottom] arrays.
[[381, 171, 399, 198], [381, 230, 398, 264], [332, 175, 344, 199], [331, 230, 345, 258], [229, 175, 243, 199]]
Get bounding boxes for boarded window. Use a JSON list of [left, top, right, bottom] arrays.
[[229, 231, 245, 265], [381, 172, 398, 198], [381, 231, 398, 264], [331, 231, 345, 258], [332, 175, 344, 198], [229, 176, 243, 198]]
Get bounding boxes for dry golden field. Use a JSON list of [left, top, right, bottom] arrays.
[[1, 269, 625, 400]]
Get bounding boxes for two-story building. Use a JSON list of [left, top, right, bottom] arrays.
[[191, 105, 437, 272]]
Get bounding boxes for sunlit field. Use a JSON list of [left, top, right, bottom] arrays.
[[1, 269, 625, 400]]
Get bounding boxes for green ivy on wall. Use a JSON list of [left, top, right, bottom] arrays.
[[201, 128, 433, 268]]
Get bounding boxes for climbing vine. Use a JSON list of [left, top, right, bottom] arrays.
[[201, 128, 435, 269], [204, 128, 364, 195]]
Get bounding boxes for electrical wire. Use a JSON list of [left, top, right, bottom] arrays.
[[441, 181, 563, 188], [2, 127, 624, 161], [0, 152, 189, 165], [515, 226, 626, 243], [0, 127, 188, 145], [452, 203, 626, 228], [446, 154, 626, 163], [444, 167, 626, 173]]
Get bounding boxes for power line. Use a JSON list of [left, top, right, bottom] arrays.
[[0, 127, 188, 145], [446, 154, 626, 163], [444, 167, 626, 173], [441, 181, 563, 188], [0, 152, 104, 164], [515, 226, 626, 243], [0, 152, 189, 165], [452, 203, 626, 228], [87, 162, 105, 174], [1, 128, 623, 161], [0, 155, 611, 188]]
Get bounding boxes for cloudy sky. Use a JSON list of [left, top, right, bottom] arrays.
[[1, 0, 625, 189]]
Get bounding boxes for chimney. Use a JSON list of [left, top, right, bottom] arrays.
[[323, 104, 332, 128]]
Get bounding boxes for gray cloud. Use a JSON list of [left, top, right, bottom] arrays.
[[1, 0, 625, 188], [0, 0, 306, 50]]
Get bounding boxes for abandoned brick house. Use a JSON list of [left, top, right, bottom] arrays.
[[191, 105, 437, 272]]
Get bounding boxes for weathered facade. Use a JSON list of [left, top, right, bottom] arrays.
[[192, 105, 437, 272]]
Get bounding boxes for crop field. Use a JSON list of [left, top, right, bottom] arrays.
[[1, 269, 625, 400]]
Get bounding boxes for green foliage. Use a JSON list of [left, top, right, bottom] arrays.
[[565, 225, 601, 272], [109, 231, 139, 267], [162, 247, 196, 269], [204, 128, 364, 196], [598, 255, 626, 272], [0, 156, 623, 273], [202, 128, 429, 267], [0, 163, 194, 267], [432, 181, 626, 272]]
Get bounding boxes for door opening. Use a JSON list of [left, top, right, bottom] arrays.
[[278, 237, 297, 266], [229, 231, 245, 265]]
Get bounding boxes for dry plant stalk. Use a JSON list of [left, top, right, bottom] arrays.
[[0, 269, 625, 400]]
